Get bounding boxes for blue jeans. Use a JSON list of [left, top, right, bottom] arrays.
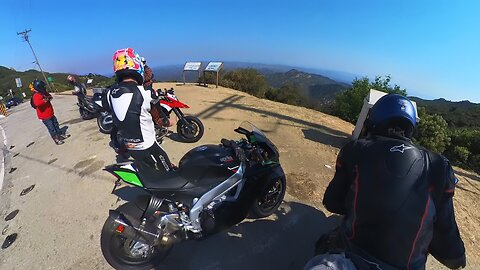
[[42, 115, 61, 137]]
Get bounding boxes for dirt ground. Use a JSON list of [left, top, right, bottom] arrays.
[[0, 82, 478, 269], [157, 83, 480, 269]]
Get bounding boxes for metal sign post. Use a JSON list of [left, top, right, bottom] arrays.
[[203, 62, 223, 88], [183, 62, 202, 85], [17, 29, 57, 93], [15, 78, 22, 98]]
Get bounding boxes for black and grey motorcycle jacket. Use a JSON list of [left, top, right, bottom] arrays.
[[323, 135, 466, 270], [109, 81, 155, 151]]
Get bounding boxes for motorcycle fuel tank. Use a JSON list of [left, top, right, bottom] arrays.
[[179, 144, 240, 188]]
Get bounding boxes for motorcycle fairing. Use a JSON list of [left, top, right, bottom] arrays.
[[105, 163, 144, 188], [160, 96, 190, 109]]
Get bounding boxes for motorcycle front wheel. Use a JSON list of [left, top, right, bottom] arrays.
[[97, 113, 113, 134], [251, 176, 286, 218], [176, 116, 204, 143], [100, 203, 172, 270]]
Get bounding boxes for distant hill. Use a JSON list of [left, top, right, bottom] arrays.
[[263, 69, 350, 104], [0, 66, 113, 99], [410, 97, 480, 128], [151, 61, 357, 85], [152, 64, 350, 105]]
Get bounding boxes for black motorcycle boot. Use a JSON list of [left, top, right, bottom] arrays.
[[52, 135, 65, 145]]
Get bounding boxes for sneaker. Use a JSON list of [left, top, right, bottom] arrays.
[[54, 138, 65, 145], [53, 136, 65, 145], [59, 134, 71, 140]]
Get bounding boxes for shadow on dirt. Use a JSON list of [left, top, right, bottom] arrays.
[[455, 170, 480, 182], [60, 118, 84, 126], [302, 128, 348, 149], [160, 201, 340, 270], [456, 184, 479, 195], [196, 95, 350, 149]]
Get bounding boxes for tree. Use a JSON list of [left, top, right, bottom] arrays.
[[221, 68, 269, 97], [414, 108, 450, 154], [334, 75, 407, 123], [265, 84, 306, 105]]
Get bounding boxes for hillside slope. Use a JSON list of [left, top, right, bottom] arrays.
[[411, 96, 480, 127], [164, 83, 480, 268], [0, 66, 113, 98], [0, 82, 477, 269], [156, 83, 480, 268]]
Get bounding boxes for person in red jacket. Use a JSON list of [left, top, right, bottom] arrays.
[[31, 79, 69, 145]]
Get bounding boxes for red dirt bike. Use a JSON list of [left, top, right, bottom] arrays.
[[150, 88, 204, 143]]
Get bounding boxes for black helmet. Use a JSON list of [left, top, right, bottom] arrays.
[[367, 94, 417, 138], [32, 79, 47, 93]]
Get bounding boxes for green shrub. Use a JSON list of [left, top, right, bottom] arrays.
[[334, 75, 407, 123]]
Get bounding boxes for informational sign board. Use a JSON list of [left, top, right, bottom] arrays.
[[182, 62, 202, 85], [15, 78, 22, 88], [184, 62, 202, 71], [87, 79, 93, 84], [47, 77, 54, 82], [204, 62, 223, 72]]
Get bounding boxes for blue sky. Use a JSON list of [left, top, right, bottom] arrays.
[[1, 0, 479, 102]]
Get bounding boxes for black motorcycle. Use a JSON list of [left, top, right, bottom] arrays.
[[100, 122, 286, 269], [75, 90, 102, 119], [74, 88, 114, 134]]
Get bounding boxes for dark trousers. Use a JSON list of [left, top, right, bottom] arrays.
[[129, 142, 172, 172], [42, 115, 61, 137]]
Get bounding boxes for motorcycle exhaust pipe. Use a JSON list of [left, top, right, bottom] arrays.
[[109, 210, 160, 244]]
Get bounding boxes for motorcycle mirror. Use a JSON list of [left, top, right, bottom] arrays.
[[234, 127, 251, 136]]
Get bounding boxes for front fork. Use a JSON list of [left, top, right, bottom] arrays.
[[172, 108, 189, 125]]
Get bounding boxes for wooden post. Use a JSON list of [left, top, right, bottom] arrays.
[[216, 71, 219, 88], [183, 71, 186, 85]]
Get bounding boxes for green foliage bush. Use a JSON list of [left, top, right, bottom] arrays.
[[443, 128, 480, 173], [265, 84, 306, 105], [414, 109, 450, 154], [334, 75, 407, 123], [221, 69, 269, 97]]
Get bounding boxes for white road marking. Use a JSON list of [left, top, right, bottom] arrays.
[[0, 124, 6, 191]]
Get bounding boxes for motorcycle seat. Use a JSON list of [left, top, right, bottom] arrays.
[[135, 162, 188, 190]]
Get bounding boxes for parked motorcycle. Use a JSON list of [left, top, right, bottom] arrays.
[[108, 88, 204, 143], [151, 88, 204, 143], [73, 86, 114, 134], [100, 122, 286, 269], [74, 90, 102, 120]]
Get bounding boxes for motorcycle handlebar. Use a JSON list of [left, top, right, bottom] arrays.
[[221, 139, 247, 163]]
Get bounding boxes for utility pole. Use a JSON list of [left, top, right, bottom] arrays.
[[17, 29, 56, 92]]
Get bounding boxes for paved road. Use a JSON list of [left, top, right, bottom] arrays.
[[0, 85, 341, 270]]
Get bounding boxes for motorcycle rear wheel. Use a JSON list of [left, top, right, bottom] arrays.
[[176, 116, 204, 143], [100, 203, 171, 270], [251, 176, 286, 218]]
